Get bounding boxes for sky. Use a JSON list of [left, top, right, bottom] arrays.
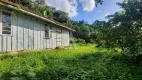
[[46, 0, 123, 24]]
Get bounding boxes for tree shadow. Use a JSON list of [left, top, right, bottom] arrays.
[[1, 51, 142, 80]]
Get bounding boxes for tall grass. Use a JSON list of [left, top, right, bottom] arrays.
[[0, 44, 141, 80]]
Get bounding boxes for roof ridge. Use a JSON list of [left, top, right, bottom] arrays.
[[0, 0, 75, 31]]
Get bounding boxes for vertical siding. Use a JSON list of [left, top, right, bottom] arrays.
[[52, 26, 56, 48], [7, 36, 12, 51], [44, 25, 50, 49], [0, 9, 2, 52], [49, 26, 52, 48], [47, 25, 50, 48], [37, 21, 41, 49], [43, 24, 47, 49], [51, 26, 55, 49], [47, 38, 49, 49], [0, 9, 6, 52], [2, 36, 7, 52], [62, 29, 70, 46], [56, 28, 62, 47], [17, 14, 24, 50], [0, 8, 70, 52], [23, 15, 29, 50], [33, 19, 38, 49], [0, 9, 13, 52], [54, 27, 57, 48], [40, 23, 44, 49], [28, 17, 34, 49], [12, 12, 18, 51], [49, 37, 51, 48]]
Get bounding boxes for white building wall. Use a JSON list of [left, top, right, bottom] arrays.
[[62, 29, 70, 47], [0, 7, 70, 52]]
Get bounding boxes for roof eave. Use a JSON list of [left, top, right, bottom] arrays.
[[0, 1, 75, 32]]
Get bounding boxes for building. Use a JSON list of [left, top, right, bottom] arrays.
[[0, 0, 75, 52]]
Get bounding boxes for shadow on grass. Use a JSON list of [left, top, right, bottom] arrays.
[[1, 51, 142, 80], [0, 55, 14, 61], [38, 52, 142, 80], [36, 52, 142, 80]]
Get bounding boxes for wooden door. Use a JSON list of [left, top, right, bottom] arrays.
[[56, 28, 62, 47]]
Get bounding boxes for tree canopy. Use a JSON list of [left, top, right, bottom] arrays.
[[103, 0, 142, 54]]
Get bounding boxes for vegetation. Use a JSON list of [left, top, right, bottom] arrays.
[[70, 0, 142, 56], [0, 45, 142, 80], [1, 0, 142, 79], [8, 0, 107, 44], [104, 0, 142, 55], [8, 0, 104, 42], [8, 0, 142, 55]]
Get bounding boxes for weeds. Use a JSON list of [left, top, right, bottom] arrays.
[[0, 44, 142, 80]]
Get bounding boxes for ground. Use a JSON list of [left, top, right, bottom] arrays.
[[0, 44, 142, 80]]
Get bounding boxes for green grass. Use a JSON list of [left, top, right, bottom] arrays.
[[0, 44, 142, 80]]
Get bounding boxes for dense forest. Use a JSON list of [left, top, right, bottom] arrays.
[[9, 0, 142, 56]]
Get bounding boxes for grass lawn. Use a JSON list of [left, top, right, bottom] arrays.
[[0, 44, 142, 80]]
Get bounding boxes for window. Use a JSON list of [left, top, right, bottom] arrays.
[[45, 25, 52, 39], [50, 26, 52, 38], [2, 11, 11, 35]]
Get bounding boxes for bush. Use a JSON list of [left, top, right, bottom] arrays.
[[37, 66, 71, 80], [96, 40, 106, 48], [1, 69, 37, 80], [74, 38, 86, 44]]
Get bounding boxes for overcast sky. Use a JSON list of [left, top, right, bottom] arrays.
[[46, 0, 123, 24]]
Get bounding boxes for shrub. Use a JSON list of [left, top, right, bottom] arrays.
[[1, 69, 37, 80], [74, 38, 86, 44]]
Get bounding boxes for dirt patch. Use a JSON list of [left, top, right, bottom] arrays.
[[8, 51, 19, 55]]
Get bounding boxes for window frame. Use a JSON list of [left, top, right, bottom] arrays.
[[45, 25, 52, 39], [50, 26, 52, 38], [0, 10, 13, 36]]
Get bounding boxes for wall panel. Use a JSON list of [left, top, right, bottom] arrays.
[[0, 9, 71, 52], [33, 19, 38, 49], [53, 26, 57, 48], [0, 9, 1, 33], [23, 15, 29, 50], [40, 23, 44, 49], [62, 29, 69, 46], [37, 21, 41, 49], [28, 17, 34, 49], [56, 28, 62, 47], [51, 26, 55, 48], [2, 36, 6, 52], [17, 14, 24, 50], [7, 36, 12, 51], [12, 12, 17, 51]]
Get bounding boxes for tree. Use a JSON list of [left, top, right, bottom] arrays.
[[53, 10, 70, 23], [8, 0, 104, 43], [105, 0, 142, 55], [9, 0, 32, 7], [92, 20, 107, 30], [34, 0, 46, 6], [90, 20, 110, 45], [95, 0, 103, 6]]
